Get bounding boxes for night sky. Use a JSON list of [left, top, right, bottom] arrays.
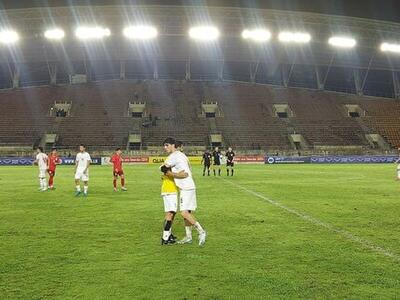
[[0, 0, 399, 24]]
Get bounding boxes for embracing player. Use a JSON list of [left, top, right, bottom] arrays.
[[47, 148, 61, 190], [33, 146, 48, 191], [110, 148, 127, 192], [225, 147, 235, 176], [163, 137, 207, 246]]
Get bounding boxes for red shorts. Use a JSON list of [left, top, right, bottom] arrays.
[[113, 170, 124, 177], [47, 169, 56, 176]]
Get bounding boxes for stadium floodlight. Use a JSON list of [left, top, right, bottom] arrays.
[[242, 29, 271, 42], [0, 30, 19, 44], [75, 26, 111, 40], [380, 42, 400, 53], [328, 36, 356, 48], [189, 26, 220, 41], [44, 28, 65, 40], [123, 25, 158, 40], [278, 31, 311, 43]]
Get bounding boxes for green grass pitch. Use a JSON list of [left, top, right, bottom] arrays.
[[1, 164, 399, 299]]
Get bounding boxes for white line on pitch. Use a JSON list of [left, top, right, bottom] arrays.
[[221, 178, 400, 262]]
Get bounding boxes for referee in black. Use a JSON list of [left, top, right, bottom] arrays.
[[226, 147, 235, 176], [201, 149, 212, 176], [212, 146, 222, 176]]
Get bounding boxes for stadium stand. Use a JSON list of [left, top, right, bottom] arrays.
[[0, 80, 399, 152]]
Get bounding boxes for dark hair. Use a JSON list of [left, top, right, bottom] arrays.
[[160, 165, 171, 174], [175, 140, 183, 148], [163, 137, 176, 145], [115, 147, 121, 151], [51, 147, 57, 151], [79, 144, 86, 148], [37, 146, 43, 152]]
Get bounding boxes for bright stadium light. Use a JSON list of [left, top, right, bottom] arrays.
[[75, 26, 111, 40], [0, 30, 19, 44], [123, 25, 158, 40], [44, 28, 65, 40], [242, 29, 271, 42], [278, 31, 311, 43], [189, 26, 220, 41], [328, 36, 356, 48], [380, 42, 400, 53]]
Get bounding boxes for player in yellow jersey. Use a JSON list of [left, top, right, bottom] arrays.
[[160, 165, 187, 245]]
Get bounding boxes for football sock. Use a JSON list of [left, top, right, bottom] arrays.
[[185, 226, 193, 239], [84, 186, 88, 194], [39, 179, 43, 189], [218, 169, 221, 176], [231, 169, 234, 176], [193, 222, 205, 234], [227, 169, 229, 176], [113, 179, 117, 188], [121, 178, 125, 187], [207, 170, 210, 176], [163, 220, 172, 240], [41, 178, 47, 190], [49, 176, 54, 187], [213, 169, 216, 176], [76, 185, 81, 192]]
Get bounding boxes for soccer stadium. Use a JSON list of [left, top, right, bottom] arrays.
[[1, 0, 400, 298]]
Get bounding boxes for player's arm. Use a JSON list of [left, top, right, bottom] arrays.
[[166, 170, 188, 179], [84, 160, 91, 172]]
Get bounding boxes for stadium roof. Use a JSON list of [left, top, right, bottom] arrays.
[[1, 0, 400, 24]]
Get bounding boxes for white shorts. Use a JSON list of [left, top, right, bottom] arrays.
[[162, 193, 178, 212], [75, 171, 89, 181], [179, 189, 197, 211], [38, 168, 47, 178]]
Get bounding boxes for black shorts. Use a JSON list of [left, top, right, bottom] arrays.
[[204, 162, 211, 168], [213, 162, 221, 166], [227, 161, 234, 167]]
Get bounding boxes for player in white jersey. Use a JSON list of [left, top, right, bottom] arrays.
[[33, 146, 48, 191], [163, 137, 207, 246], [395, 147, 400, 180], [74, 144, 92, 197]]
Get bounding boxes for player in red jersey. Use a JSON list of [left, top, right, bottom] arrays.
[[110, 148, 127, 192], [47, 148, 61, 190]]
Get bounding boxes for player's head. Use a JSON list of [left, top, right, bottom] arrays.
[[79, 144, 86, 152], [160, 165, 171, 175], [175, 140, 183, 150], [115, 147, 122, 155], [36, 146, 43, 153], [215, 146, 219, 151], [51, 147, 57, 155], [163, 137, 176, 153], [228, 147, 232, 151]]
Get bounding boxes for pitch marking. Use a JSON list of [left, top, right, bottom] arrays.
[[222, 178, 400, 262]]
